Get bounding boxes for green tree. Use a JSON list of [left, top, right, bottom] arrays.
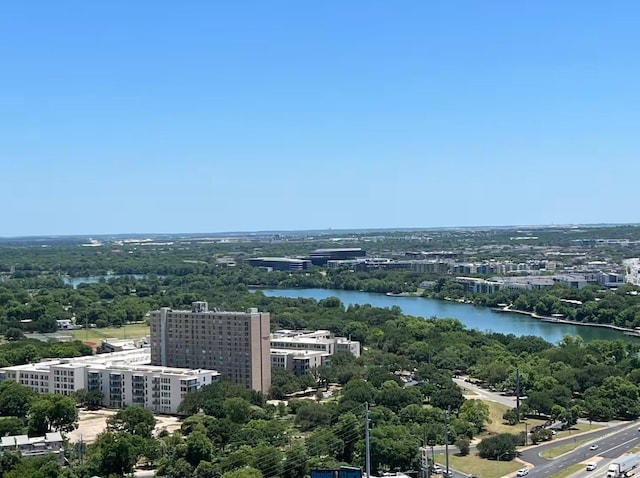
[[477, 433, 517, 460], [4, 328, 25, 341], [282, 442, 309, 478], [92, 432, 140, 477], [185, 431, 214, 467], [221, 467, 263, 478], [223, 397, 253, 424], [107, 405, 157, 438], [0, 417, 26, 436], [251, 443, 283, 478], [0, 381, 36, 419], [28, 394, 78, 435], [455, 438, 470, 456], [459, 400, 491, 432]]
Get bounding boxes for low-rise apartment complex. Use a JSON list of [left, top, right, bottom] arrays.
[[0, 348, 219, 414], [0, 432, 63, 458], [270, 329, 360, 376], [150, 302, 271, 393]]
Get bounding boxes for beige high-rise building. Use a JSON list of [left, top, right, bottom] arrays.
[[150, 302, 271, 393]]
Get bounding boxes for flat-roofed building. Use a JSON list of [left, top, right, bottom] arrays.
[[309, 248, 366, 266], [247, 257, 311, 271], [150, 302, 271, 393], [0, 349, 219, 414], [0, 432, 63, 458]]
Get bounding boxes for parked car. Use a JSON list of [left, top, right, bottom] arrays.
[[516, 469, 529, 477]]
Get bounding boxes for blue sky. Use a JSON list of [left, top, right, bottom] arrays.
[[1, 1, 638, 236]]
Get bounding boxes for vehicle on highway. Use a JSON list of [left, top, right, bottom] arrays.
[[586, 462, 597, 471], [516, 469, 529, 477], [606, 453, 639, 478], [590, 444, 599, 450]]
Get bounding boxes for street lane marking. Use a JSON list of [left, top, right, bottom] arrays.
[[601, 437, 640, 456]]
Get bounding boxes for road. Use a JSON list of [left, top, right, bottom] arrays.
[[527, 422, 640, 477], [454, 379, 612, 427], [520, 422, 633, 467]]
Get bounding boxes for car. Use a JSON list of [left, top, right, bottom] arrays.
[[589, 444, 599, 450], [586, 462, 597, 471], [432, 465, 442, 474], [516, 469, 529, 477]]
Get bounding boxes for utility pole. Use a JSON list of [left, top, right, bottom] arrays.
[[365, 402, 371, 478], [445, 407, 450, 475], [516, 368, 521, 417]]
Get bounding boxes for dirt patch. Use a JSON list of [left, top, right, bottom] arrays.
[[67, 409, 182, 444]]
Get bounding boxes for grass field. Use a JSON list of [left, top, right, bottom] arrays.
[[555, 423, 603, 438], [71, 324, 150, 344], [433, 453, 522, 478], [548, 462, 585, 478], [481, 400, 546, 436], [540, 438, 593, 459]]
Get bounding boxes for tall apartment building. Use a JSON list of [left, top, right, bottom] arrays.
[[150, 302, 271, 393]]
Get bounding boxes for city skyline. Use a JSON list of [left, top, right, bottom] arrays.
[[2, 1, 640, 236]]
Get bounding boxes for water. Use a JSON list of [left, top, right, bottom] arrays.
[[256, 288, 636, 344], [64, 274, 146, 289]]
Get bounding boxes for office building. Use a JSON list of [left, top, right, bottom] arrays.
[[0, 349, 219, 414], [309, 248, 366, 266], [247, 257, 311, 271], [150, 302, 271, 393]]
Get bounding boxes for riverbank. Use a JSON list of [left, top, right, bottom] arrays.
[[255, 287, 639, 343], [492, 306, 640, 337]]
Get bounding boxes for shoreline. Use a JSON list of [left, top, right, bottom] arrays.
[[250, 285, 640, 338], [492, 306, 640, 337]]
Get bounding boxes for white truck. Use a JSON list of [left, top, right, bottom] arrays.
[[607, 454, 639, 478]]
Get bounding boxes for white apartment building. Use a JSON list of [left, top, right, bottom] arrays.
[[270, 330, 360, 376], [0, 348, 219, 414]]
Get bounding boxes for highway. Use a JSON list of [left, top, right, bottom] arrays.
[[527, 422, 640, 477]]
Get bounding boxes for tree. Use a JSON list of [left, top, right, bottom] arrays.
[[477, 433, 517, 460], [185, 431, 214, 467], [252, 443, 283, 478], [0, 417, 25, 436], [283, 442, 309, 478], [28, 394, 77, 435], [455, 438, 470, 456], [195, 461, 217, 478], [502, 408, 520, 426], [223, 397, 253, 424], [221, 467, 263, 478], [0, 381, 36, 418], [431, 385, 465, 411], [4, 328, 25, 341], [92, 432, 140, 476], [459, 400, 491, 432], [107, 405, 157, 438]]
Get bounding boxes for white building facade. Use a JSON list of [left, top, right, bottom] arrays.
[[0, 348, 219, 414], [270, 330, 360, 376]]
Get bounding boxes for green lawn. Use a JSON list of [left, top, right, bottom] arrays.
[[540, 438, 593, 459], [71, 324, 150, 345], [433, 453, 522, 478], [481, 400, 546, 437], [555, 423, 603, 439], [548, 462, 585, 478]]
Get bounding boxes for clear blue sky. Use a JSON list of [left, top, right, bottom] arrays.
[[1, 1, 638, 236]]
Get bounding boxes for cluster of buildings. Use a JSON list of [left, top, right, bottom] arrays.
[[456, 270, 625, 294], [0, 301, 360, 419]]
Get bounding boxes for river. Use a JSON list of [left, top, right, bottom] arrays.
[[256, 288, 637, 344]]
